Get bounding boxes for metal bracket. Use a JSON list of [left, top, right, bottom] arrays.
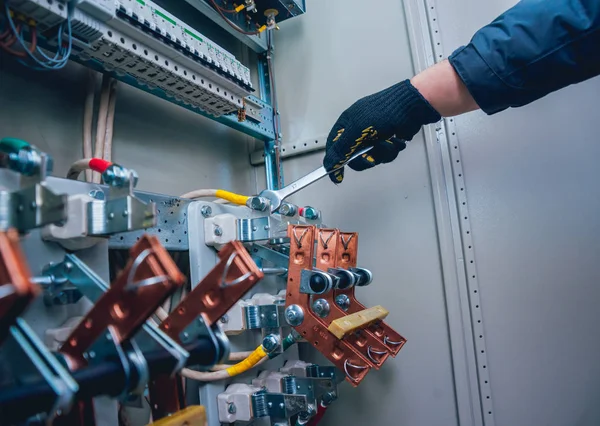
[[0, 148, 67, 233], [300, 269, 334, 295], [0, 183, 67, 233], [252, 391, 308, 420], [2, 318, 78, 422], [251, 244, 290, 269], [237, 216, 271, 241], [244, 304, 285, 329], [49, 235, 185, 370], [281, 376, 336, 405], [87, 173, 156, 236]]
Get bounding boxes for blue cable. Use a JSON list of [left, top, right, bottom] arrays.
[[4, 2, 73, 70]]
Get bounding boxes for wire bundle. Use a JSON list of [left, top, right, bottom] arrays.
[[2, 3, 72, 71]]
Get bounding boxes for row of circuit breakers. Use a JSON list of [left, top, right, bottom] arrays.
[[12, 0, 253, 116]]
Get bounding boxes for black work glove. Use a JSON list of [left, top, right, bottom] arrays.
[[323, 79, 441, 183]]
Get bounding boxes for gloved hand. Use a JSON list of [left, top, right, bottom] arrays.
[[323, 79, 441, 183]]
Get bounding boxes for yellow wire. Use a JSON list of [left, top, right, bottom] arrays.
[[226, 345, 267, 376], [215, 189, 250, 206]]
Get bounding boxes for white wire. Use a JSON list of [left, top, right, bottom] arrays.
[[181, 357, 268, 382], [103, 80, 118, 162], [93, 75, 111, 183], [66, 158, 94, 180], [179, 189, 217, 199], [83, 71, 95, 182]]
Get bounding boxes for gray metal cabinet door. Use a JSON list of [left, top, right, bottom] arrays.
[[433, 0, 600, 425]]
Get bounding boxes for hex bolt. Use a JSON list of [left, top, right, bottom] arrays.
[[279, 202, 297, 217], [214, 225, 223, 237], [201, 205, 212, 218], [312, 299, 330, 318], [262, 334, 280, 353], [301, 206, 320, 221], [227, 403, 236, 414], [246, 196, 268, 211], [335, 294, 351, 311]]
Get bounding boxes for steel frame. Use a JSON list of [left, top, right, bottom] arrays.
[[402, 0, 493, 425]]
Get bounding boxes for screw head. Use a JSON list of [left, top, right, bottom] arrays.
[[220, 314, 229, 324], [214, 225, 223, 237], [335, 294, 350, 311], [279, 403, 285, 409], [122, 210, 129, 217], [227, 402, 236, 414], [108, 212, 115, 220], [285, 304, 304, 326], [201, 205, 212, 218]]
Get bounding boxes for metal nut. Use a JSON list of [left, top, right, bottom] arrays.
[[262, 334, 280, 353], [335, 294, 350, 311], [279, 202, 297, 217], [312, 299, 330, 318]]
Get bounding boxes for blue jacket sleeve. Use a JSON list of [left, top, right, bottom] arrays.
[[448, 0, 600, 115]]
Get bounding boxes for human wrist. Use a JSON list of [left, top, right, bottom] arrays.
[[411, 60, 479, 117]]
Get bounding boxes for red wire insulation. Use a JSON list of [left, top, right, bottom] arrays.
[[89, 158, 112, 173], [307, 404, 328, 426]]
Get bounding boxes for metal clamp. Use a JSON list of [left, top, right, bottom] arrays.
[[87, 169, 156, 236], [252, 390, 308, 421], [3, 318, 78, 422], [300, 269, 334, 295], [0, 147, 67, 233], [244, 304, 286, 329]]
